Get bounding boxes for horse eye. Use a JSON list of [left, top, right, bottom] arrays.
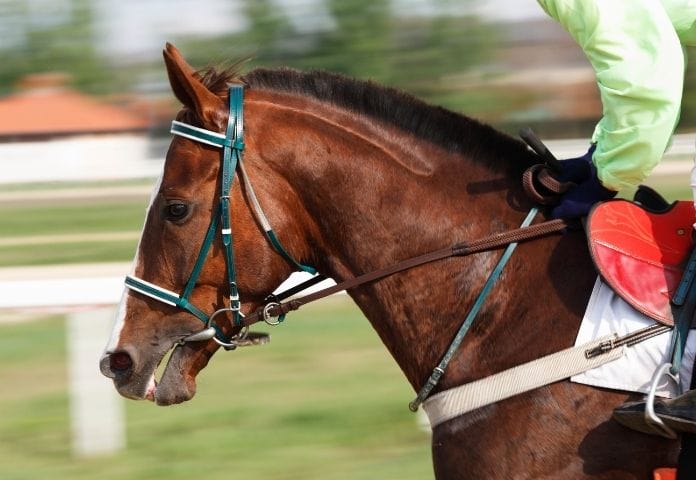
[[165, 202, 189, 221]]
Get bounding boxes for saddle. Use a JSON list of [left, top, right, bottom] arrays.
[[587, 190, 695, 326], [587, 187, 696, 326]]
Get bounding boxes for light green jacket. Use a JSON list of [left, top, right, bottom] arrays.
[[537, 0, 696, 191]]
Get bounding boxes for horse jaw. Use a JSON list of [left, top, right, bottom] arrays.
[[153, 343, 203, 405]]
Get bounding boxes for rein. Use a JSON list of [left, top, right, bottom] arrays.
[[241, 213, 569, 328]]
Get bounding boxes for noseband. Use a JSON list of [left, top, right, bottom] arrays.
[[124, 84, 314, 350]]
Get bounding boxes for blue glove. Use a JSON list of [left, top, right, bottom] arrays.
[[553, 144, 596, 184], [551, 161, 617, 219]]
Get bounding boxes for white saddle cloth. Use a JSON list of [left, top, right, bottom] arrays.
[[572, 277, 696, 398]]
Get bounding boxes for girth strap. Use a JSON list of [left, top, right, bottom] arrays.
[[422, 333, 626, 427]]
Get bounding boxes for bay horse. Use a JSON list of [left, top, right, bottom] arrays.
[[100, 43, 678, 478]]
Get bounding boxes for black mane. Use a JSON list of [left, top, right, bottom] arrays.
[[195, 65, 533, 168]]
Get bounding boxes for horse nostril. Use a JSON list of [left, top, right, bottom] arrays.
[[109, 351, 133, 373]]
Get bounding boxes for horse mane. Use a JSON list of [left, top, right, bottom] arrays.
[[193, 65, 534, 171]]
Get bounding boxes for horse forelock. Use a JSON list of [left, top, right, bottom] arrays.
[[196, 63, 246, 96]]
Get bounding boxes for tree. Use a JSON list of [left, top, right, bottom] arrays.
[[0, 0, 115, 95], [181, 0, 494, 110]]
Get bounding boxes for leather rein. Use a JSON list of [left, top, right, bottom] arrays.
[[124, 84, 571, 406], [243, 215, 569, 328]]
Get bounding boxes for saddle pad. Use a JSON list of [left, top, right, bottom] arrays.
[[572, 277, 696, 398], [588, 199, 695, 326]]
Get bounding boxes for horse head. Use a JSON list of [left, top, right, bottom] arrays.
[[99, 44, 307, 405], [99, 41, 537, 406]]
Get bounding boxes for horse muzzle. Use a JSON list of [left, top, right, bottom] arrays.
[[99, 346, 160, 401]]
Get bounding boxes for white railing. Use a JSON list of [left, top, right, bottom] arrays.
[[0, 262, 131, 457]]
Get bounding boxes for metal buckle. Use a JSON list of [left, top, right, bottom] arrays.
[[262, 302, 283, 326], [644, 363, 680, 439], [208, 307, 247, 350], [229, 294, 241, 313], [177, 307, 248, 351]]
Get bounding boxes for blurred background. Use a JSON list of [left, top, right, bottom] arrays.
[[0, 1, 694, 479]]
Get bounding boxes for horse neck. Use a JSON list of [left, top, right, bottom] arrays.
[[247, 90, 590, 391]]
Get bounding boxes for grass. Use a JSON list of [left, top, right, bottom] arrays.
[[0, 300, 433, 480], [0, 240, 139, 267], [0, 199, 147, 238], [0, 196, 147, 266]]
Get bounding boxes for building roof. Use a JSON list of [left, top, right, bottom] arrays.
[[0, 75, 151, 139]]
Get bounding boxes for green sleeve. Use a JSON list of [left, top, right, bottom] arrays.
[[537, 0, 685, 191], [660, 0, 696, 46]]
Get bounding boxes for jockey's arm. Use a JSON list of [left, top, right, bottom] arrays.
[[537, 0, 685, 192]]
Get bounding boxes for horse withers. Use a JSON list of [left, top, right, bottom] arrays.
[[100, 44, 678, 478]]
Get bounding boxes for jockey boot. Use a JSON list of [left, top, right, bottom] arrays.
[[612, 389, 696, 437]]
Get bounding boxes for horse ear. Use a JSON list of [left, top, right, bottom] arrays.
[[163, 43, 225, 128]]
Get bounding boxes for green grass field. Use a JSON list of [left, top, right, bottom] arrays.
[[0, 300, 433, 480], [0, 191, 147, 266]]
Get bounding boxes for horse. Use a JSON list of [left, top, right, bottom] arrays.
[[99, 43, 679, 479]]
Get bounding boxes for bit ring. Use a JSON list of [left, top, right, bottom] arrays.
[[262, 302, 282, 326]]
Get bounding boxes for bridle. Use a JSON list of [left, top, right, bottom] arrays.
[[123, 82, 572, 408], [124, 84, 315, 350]]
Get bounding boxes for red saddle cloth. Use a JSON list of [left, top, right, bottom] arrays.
[[587, 199, 695, 326]]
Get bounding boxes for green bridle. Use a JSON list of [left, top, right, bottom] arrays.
[[124, 84, 315, 350]]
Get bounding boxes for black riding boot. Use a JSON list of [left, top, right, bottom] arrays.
[[612, 388, 696, 436]]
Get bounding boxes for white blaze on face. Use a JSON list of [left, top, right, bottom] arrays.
[[105, 289, 129, 352], [104, 172, 164, 353]]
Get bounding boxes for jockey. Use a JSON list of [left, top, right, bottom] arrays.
[[538, 0, 694, 219], [537, 0, 696, 434]]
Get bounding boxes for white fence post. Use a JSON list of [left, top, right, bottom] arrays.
[[67, 306, 125, 457]]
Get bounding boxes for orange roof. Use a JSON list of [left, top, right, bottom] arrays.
[[0, 87, 151, 138]]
